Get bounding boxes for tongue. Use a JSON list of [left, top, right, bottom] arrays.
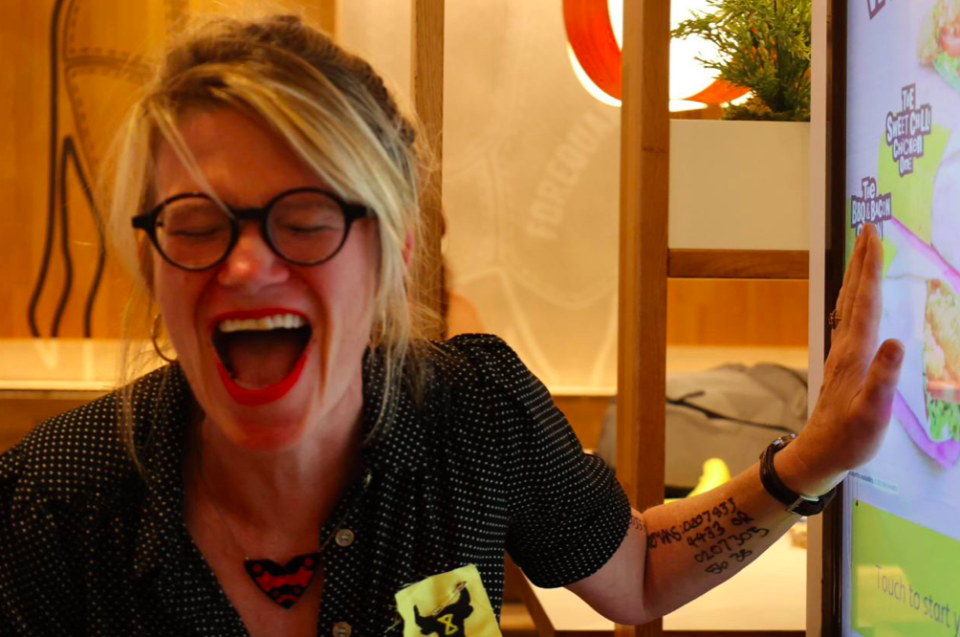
[[226, 331, 306, 388]]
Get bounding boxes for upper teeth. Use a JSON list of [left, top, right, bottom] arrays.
[[218, 314, 306, 333]]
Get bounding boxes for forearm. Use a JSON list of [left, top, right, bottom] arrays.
[[639, 440, 838, 621], [637, 460, 798, 620], [568, 442, 828, 624]]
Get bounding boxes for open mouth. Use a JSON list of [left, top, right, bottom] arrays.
[[211, 310, 313, 405]]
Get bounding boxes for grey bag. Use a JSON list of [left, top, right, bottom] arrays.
[[596, 363, 808, 489]]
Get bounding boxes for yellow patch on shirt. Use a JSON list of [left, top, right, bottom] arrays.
[[395, 565, 503, 637]]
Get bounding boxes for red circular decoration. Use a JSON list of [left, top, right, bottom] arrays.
[[564, 0, 622, 100]]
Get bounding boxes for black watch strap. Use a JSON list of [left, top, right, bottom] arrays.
[[759, 435, 837, 516]]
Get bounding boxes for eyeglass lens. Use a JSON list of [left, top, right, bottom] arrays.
[[155, 191, 349, 269]]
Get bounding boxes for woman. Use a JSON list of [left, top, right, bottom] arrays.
[[0, 14, 903, 637]]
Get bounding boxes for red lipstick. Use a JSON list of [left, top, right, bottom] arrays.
[[211, 308, 311, 407]]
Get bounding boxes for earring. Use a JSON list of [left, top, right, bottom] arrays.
[[151, 313, 177, 363]]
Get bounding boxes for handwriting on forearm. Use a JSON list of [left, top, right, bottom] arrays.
[[629, 516, 646, 533], [680, 497, 740, 532], [646, 495, 771, 576], [694, 526, 770, 562], [685, 511, 754, 548], [647, 498, 745, 550], [644, 496, 772, 575], [647, 526, 683, 549], [699, 527, 769, 574], [705, 561, 730, 575]]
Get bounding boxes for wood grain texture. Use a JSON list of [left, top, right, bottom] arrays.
[[316, 0, 336, 35], [410, 0, 445, 336], [668, 250, 809, 280], [616, 0, 669, 634], [667, 279, 808, 348], [0, 391, 103, 453], [517, 573, 557, 637], [554, 395, 612, 450], [1, 0, 338, 340]]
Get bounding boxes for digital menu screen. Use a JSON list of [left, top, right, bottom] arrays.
[[843, 2, 960, 636]]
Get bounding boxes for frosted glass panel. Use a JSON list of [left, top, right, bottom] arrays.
[[340, 1, 621, 393], [444, 3, 620, 393], [337, 2, 412, 108]]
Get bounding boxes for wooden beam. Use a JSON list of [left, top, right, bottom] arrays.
[[410, 0, 445, 336], [517, 575, 558, 637], [616, 0, 670, 634], [668, 250, 809, 280], [317, 0, 337, 36]]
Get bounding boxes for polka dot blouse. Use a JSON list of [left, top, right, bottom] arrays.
[[0, 334, 631, 636]]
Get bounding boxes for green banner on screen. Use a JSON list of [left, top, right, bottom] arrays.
[[852, 501, 960, 637]]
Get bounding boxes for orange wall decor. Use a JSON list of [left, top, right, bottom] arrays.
[[0, 0, 334, 340]]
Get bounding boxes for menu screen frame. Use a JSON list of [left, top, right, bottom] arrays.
[[824, 2, 849, 635], [826, 1, 960, 636]]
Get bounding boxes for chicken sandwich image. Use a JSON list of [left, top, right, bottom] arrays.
[[923, 279, 960, 443], [920, 0, 960, 90]]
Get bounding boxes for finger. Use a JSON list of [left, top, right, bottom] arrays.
[[853, 339, 904, 431], [843, 225, 876, 327], [834, 230, 862, 322], [849, 228, 884, 351], [838, 225, 872, 335]]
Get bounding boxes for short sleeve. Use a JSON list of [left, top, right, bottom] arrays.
[[451, 335, 632, 588]]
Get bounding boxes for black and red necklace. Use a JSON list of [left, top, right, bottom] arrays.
[[197, 459, 327, 610]]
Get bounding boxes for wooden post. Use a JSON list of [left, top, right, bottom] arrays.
[[410, 0, 445, 335], [317, 0, 337, 35], [616, 0, 670, 635]]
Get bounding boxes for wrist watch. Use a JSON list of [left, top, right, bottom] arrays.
[[759, 434, 837, 516]]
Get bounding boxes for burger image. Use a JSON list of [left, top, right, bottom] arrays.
[[912, 131, 960, 468], [923, 280, 960, 443], [920, 0, 960, 92]]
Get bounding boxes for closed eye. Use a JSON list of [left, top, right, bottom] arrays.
[[283, 225, 338, 235], [169, 228, 224, 238]]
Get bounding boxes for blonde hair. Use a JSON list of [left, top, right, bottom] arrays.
[[107, 14, 435, 466]]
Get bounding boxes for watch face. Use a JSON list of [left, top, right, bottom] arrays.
[[775, 434, 798, 449]]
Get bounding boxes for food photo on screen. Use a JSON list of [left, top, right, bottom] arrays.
[[920, 0, 960, 92], [879, 213, 960, 469], [923, 281, 960, 441], [907, 130, 960, 468], [862, 65, 960, 469]]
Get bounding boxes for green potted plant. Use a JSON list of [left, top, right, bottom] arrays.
[[673, 0, 811, 121]]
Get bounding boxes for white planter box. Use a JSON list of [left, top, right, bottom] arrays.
[[669, 120, 811, 251]]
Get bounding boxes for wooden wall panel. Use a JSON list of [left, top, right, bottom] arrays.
[[410, 0, 445, 333], [0, 0, 335, 340], [616, 0, 669, 634], [616, 0, 670, 634], [0, 0, 71, 339], [0, 392, 101, 453], [667, 279, 808, 348]]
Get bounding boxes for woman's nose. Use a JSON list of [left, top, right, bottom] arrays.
[[216, 223, 289, 291]]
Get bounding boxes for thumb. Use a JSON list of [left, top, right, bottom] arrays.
[[854, 339, 904, 426]]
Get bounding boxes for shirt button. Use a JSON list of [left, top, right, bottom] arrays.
[[332, 621, 352, 637], [335, 528, 355, 547]]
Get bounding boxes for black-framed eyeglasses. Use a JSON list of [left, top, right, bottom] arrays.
[[131, 187, 371, 271]]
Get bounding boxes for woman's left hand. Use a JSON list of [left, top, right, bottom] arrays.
[[784, 223, 905, 497]]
